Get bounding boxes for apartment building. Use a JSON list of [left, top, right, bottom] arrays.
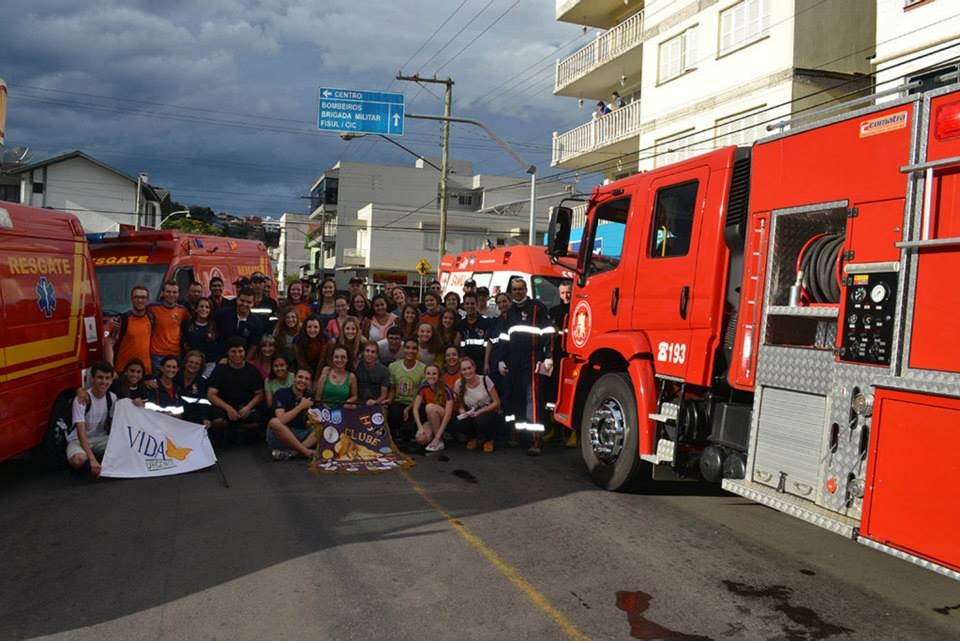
[[875, 0, 960, 96], [308, 158, 570, 284], [552, 0, 875, 177]]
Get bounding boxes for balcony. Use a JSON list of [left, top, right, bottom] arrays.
[[555, 10, 644, 97], [556, 0, 635, 29], [552, 99, 642, 169], [309, 202, 337, 221], [342, 247, 367, 267]]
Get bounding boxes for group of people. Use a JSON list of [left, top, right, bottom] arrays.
[[595, 91, 626, 118], [68, 271, 575, 476]]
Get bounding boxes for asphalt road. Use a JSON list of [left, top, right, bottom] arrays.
[[2, 442, 958, 641]]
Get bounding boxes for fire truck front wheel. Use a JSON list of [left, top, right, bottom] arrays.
[[580, 373, 649, 491]]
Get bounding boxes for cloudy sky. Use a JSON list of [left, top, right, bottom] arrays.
[[1, 0, 601, 217]]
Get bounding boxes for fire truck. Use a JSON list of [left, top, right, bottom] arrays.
[[0, 202, 103, 465], [546, 84, 960, 579]]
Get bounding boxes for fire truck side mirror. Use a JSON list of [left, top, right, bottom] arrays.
[[548, 206, 573, 258]]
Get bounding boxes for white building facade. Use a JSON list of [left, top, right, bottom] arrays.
[[276, 212, 313, 293], [552, 0, 875, 178], [875, 0, 960, 95], [308, 158, 570, 284], [12, 151, 161, 232]]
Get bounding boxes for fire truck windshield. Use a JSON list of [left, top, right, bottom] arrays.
[[532, 275, 567, 310], [95, 264, 167, 316]]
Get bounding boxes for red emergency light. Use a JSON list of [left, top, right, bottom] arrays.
[[934, 100, 960, 140]]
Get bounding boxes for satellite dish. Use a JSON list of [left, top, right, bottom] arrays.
[[1, 146, 31, 164]]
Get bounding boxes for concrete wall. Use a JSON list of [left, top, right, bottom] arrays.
[[277, 212, 313, 292]]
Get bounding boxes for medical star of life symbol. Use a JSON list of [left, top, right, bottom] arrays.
[[36, 277, 57, 319]]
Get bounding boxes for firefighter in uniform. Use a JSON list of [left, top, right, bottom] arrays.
[[499, 277, 555, 455]]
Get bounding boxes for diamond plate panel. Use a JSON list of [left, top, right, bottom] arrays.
[[756, 346, 834, 395]]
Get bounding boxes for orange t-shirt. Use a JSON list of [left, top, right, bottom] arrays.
[[113, 313, 153, 375], [148, 302, 187, 357]]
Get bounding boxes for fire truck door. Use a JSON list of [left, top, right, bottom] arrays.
[[632, 170, 708, 379], [576, 196, 631, 341]]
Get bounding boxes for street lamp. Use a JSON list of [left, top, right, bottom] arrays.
[[339, 132, 442, 171], [158, 210, 191, 228]]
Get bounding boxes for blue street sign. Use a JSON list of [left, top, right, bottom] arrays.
[[317, 87, 405, 136]]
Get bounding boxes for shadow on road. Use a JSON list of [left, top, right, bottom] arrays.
[[0, 444, 731, 639]]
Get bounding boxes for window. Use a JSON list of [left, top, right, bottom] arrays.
[[715, 106, 767, 148], [719, 0, 770, 55], [32, 182, 44, 194], [654, 130, 697, 167], [583, 197, 628, 277], [457, 193, 474, 206], [659, 26, 698, 83], [649, 181, 698, 259], [423, 231, 439, 252]]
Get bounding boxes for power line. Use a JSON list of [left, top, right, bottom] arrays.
[[435, 0, 522, 73], [417, 0, 497, 74]]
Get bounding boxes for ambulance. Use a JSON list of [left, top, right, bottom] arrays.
[[0, 202, 103, 465], [87, 230, 273, 317], [439, 246, 573, 311]]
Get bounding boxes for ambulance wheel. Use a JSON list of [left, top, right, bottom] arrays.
[[580, 373, 648, 491], [34, 394, 71, 470]]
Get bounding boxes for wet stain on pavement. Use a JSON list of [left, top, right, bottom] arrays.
[[799, 569, 816, 576], [722, 580, 853, 640], [615, 590, 713, 640], [933, 603, 960, 616], [437, 455, 450, 462], [451, 469, 478, 483], [570, 591, 591, 609]]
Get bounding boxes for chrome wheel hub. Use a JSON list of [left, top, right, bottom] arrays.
[[589, 397, 626, 464]]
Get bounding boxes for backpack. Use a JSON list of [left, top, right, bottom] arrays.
[[115, 310, 156, 346], [65, 392, 116, 435]]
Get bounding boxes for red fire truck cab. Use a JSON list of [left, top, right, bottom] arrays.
[[547, 84, 960, 579], [0, 202, 103, 465]]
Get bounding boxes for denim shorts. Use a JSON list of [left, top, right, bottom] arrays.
[[266, 424, 312, 448]]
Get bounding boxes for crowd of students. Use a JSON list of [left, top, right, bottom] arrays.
[[68, 272, 574, 476]]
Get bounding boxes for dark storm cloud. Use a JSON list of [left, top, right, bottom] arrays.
[[1, 1, 586, 215]]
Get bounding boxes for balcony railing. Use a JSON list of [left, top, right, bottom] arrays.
[[552, 99, 642, 166], [555, 10, 644, 90]]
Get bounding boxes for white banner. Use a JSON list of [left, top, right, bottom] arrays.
[[101, 399, 217, 478]]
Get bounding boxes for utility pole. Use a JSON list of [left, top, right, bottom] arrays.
[[396, 74, 453, 273]]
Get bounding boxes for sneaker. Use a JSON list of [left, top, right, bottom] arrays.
[[465, 439, 479, 450], [527, 445, 542, 456], [425, 441, 445, 453], [271, 449, 294, 461], [482, 440, 494, 453]]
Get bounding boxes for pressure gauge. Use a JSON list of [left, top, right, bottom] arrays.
[[852, 287, 867, 303], [869, 283, 888, 304]]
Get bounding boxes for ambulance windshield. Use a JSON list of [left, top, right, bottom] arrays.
[[95, 264, 167, 316], [532, 275, 567, 310]]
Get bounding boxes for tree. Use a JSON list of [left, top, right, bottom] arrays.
[[164, 217, 223, 236]]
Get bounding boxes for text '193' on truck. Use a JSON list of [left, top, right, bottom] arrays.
[[546, 83, 960, 580]]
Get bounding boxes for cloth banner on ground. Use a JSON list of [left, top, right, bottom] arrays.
[[308, 404, 414, 474], [101, 399, 218, 478]]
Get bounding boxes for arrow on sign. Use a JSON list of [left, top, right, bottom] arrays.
[[322, 89, 332, 98], [392, 113, 401, 127]]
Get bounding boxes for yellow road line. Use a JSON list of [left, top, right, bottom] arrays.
[[401, 470, 591, 641]]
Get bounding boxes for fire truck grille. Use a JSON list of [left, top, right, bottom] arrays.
[[726, 155, 751, 229]]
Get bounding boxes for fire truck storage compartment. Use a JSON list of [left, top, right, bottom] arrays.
[[860, 388, 960, 572], [908, 165, 960, 374], [763, 206, 847, 350], [751, 387, 827, 499]]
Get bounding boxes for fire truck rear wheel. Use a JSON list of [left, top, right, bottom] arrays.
[[580, 372, 648, 491], [34, 394, 71, 470]]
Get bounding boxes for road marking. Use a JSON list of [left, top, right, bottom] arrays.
[[402, 470, 591, 641]]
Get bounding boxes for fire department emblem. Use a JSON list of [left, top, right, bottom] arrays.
[[35, 277, 57, 319], [571, 300, 591, 349]]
